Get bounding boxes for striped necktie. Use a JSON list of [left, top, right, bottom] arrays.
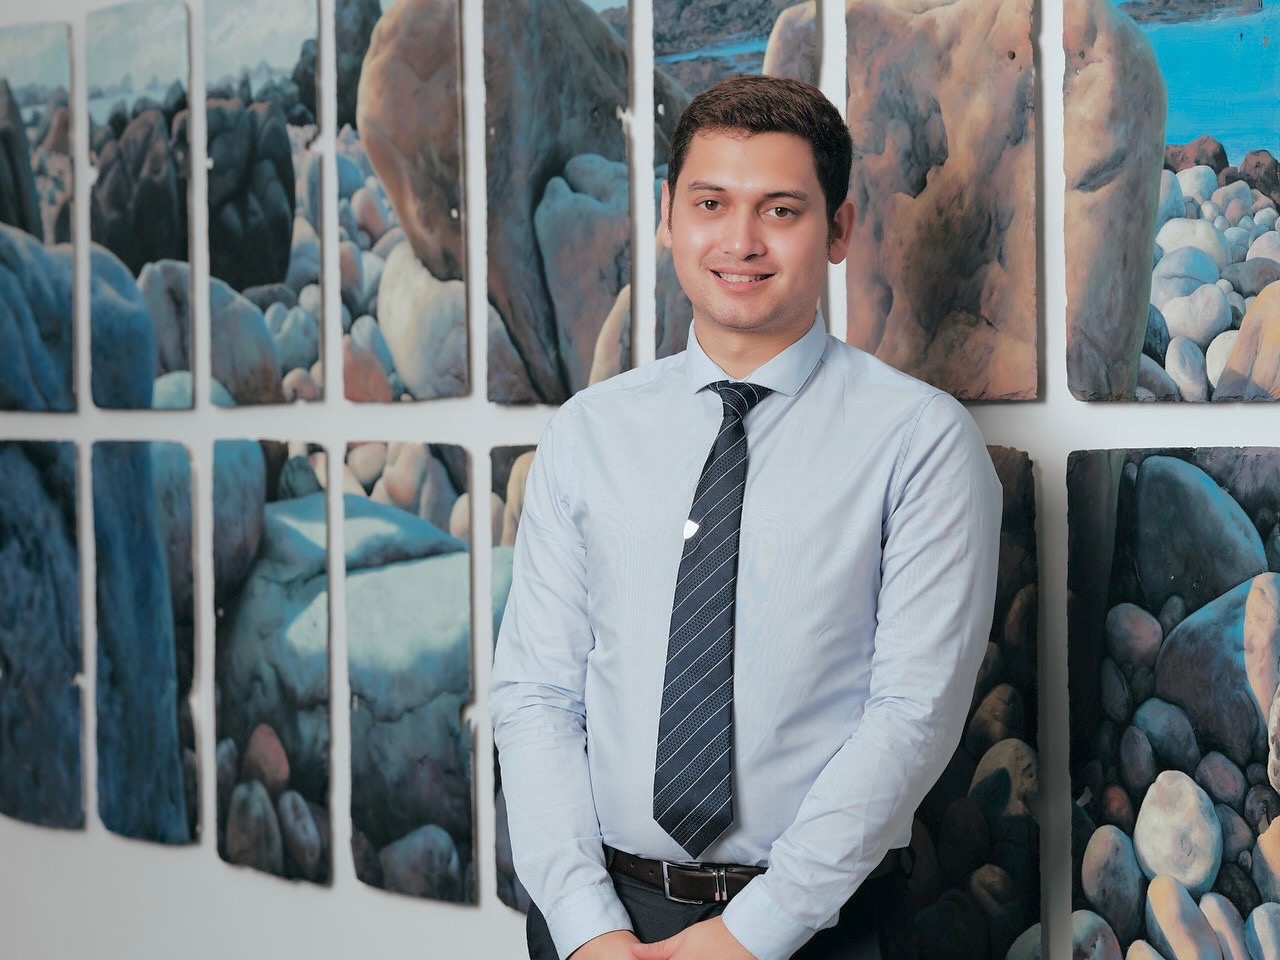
[[652, 380, 772, 857]]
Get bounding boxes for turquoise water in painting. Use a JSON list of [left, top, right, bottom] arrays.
[[1123, 0, 1280, 162], [656, 36, 768, 65]]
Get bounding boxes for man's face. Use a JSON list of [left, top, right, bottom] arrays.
[[661, 130, 854, 340]]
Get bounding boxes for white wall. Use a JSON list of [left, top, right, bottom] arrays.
[[2, 0, 1276, 956]]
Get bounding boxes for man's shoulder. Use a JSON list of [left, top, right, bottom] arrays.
[[820, 335, 955, 412], [562, 352, 688, 414]]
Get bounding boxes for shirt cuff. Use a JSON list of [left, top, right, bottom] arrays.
[[721, 877, 823, 960], [544, 882, 634, 960]]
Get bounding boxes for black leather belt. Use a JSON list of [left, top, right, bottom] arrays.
[[608, 848, 764, 904], [606, 846, 909, 906]]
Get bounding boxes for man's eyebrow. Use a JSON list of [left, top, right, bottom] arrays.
[[683, 180, 810, 203]]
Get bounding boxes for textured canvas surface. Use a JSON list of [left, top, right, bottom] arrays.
[[344, 442, 476, 901], [214, 440, 331, 883], [0, 22, 74, 412], [94, 441, 196, 844], [86, 1, 192, 411], [1068, 447, 1280, 954], [1065, 0, 1280, 401]]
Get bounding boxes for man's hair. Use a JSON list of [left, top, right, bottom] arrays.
[[666, 74, 853, 228]]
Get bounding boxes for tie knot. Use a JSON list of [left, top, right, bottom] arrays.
[[711, 381, 772, 423]]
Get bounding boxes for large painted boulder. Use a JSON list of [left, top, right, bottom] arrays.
[[0, 225, 74, 411], [1063, 0, 1166, 400], [843, 0, 1036, 399]]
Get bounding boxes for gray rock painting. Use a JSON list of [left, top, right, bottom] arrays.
[[1066, 0, 1280, 401], [342, 442, 476, 902], [349, 0, 469, 402], [0, 441, 81, 828], [93, 441, 195, 844], [490, 445, 1041, 956], [842, 0, 1037, 400], [491, 445, 536, 910], [485, 0, 641, 403], [652, 0, 817, 359], [1068, 448, 1280, 957], [214, 440, 330, 883], [205, 0, 324, 405], [87, 1, 192, 410], [0, 22, 74, 411]]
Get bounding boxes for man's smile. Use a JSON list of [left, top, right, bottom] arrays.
[[711, 270, 773, 284]]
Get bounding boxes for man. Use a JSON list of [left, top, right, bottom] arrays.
[[490, 75, 1002, 960]]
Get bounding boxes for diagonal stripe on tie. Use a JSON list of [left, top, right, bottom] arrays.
[[652, 380, 772, 857]]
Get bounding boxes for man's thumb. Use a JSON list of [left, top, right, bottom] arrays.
[[631, 936, 676, 960]]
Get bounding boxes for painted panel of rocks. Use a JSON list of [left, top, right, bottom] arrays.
[[0, 23, 75, 412], [652, 1, 818, 359], [342, 442, 476, 901], [342, 0, 468, 402], [878, 447, 1041, 959], [93, 441, 196, 843], [1066, 0, 1280, 401], [0, 441, 81, 828], [206, 0, 323, 405], [1067, 448, 1280, 957], [484, 0, 635, 403], [214, 440, 330, 883], [491, 444, 536, 910], [86, 2, 193, 411], [842, 0, 1037, 401]]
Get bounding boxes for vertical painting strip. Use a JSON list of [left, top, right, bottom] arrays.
[[344, 442, 476, 901], [0, 22, 74, 412], [87, 1, 193, 411], [206, 0, 324, 405], [491, 444, 536, 911], [843, 0, 1037, 400], [340, 0, 470, 402], [0, 440, 82, 827], [1068, 448, 1280, 954], [652, 1, 819, 358], [1065, 0, 1280, 402], [485, 0, 632, 403], [93, 441, 196, 843], [214, 440, 330, 882]]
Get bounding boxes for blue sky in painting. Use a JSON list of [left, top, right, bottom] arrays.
[[86, 1, 188, 93], [205, 0, 316, 85], [0, 22, 69, 90]]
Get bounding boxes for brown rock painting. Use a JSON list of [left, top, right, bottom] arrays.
[[349, 0, 470, 402], [844, 0, 1038, 401], [1068, 448, 1280, 955], [1065, 0, 1280, 401]]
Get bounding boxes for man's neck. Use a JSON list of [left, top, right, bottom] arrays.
[[693, 315, 815, 380]]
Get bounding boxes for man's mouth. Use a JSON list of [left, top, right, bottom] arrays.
[[712, 270, 772, 284]]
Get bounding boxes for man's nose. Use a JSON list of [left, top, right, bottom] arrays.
[[722, 209, 765, 259]]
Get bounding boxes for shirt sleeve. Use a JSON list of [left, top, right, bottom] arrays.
[[489, 402, 634, 960], [721, 392, 1003, 960]]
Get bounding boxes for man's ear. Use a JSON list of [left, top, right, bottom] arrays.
[[660, 180, 673, 250], [827, 199, 856, 265]]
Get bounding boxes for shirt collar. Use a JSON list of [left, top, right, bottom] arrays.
[[683, 312, 829, 398]]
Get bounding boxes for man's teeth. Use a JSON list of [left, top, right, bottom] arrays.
[[715, 272, 767, 283]]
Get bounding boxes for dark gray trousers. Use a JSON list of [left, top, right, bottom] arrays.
[[526, 865, 904, 960]]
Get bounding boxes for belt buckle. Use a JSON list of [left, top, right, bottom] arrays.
[[660, 860, 711, 905]]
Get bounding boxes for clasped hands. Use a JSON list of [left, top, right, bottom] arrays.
[[571, 918, 756, 960]]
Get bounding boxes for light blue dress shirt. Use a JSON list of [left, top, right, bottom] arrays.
[[490, 315, 1003, 960]]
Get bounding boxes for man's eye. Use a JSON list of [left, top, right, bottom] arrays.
[[699, 199, 720, 211], [770, 207, 795, 218]]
